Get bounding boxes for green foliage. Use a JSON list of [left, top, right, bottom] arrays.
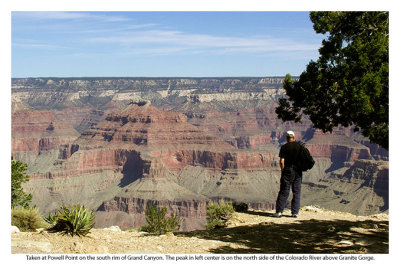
[[44, 212, 59, 225], [11, 207, 48, 232], [276, 12, 388, 149], [232, 201, 249, 213], [206, 201, 235, 230], [11, 156, 33, 208], [47, 205, 95, 237], [141, 204, 181, 235]]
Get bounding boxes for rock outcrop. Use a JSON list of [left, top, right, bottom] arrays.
[[12, 110, 80, 165], [23, 102, 279, 231], [12, 77, 388, 229], [302, 159, 388, 216]]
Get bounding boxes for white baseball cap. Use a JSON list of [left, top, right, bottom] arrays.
[[286, 131, 295, 137]]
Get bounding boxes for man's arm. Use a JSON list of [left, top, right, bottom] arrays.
[[279, 158, 284, 171]]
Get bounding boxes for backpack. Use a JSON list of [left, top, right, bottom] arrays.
[[295, 142, 315, 171]]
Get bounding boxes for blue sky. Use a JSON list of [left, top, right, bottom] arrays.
[[12, 11, 325, 77]]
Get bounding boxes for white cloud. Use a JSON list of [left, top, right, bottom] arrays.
[[79, 24, 158, 34], [87, 29, 320, 55], [12, 12, 321, 58], [13, 42, 68, 50], [12, 11, 130, 22]]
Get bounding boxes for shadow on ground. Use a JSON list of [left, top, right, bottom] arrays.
[[176, 211, 388, 254]]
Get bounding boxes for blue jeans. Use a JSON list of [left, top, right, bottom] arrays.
[[275, 166, 302, 215]]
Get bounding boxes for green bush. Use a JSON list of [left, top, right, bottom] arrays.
[[206, 201, 235, 230], [44, 212, 58, 225], [11, 157, 32, 208], [141, 204, 181, 234], [11, 207, 48, 232], [47, 205, 95, 237]]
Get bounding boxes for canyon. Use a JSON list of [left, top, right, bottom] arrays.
[[11, 77, 388, 231]]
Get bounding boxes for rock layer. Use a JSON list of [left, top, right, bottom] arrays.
[[23, 102, 278, 231], [12, 77, 388, 230], [12, 110, 80, 165], [302, 160, 388, 216]]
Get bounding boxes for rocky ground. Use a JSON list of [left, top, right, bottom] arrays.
[[11, 206, 388, 254]]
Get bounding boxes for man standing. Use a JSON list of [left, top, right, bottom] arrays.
[[275, 131, 302, 218]]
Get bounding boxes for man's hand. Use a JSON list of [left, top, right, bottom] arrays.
[[279, 158, 285, 171]]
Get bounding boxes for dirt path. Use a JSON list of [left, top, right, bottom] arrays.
[[11, 206, 388, 254]]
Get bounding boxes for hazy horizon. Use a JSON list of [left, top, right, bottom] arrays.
[[11, 75, 293, 79]]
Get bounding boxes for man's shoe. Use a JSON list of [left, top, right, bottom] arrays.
[[291, 214, 298, 218], [275, 212, 283, 218]]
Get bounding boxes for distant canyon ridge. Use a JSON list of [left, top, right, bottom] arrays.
[[11, 77, 388, 231]]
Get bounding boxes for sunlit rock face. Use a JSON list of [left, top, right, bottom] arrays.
[[13, 77, 388, 230]]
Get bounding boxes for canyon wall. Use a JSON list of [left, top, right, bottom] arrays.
[[12, 77, 388, 231]]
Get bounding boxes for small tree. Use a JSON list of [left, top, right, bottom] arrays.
[[276, 12, 388, 149], [141, 204, 181, 234], [206, 201, 235, 230], [11, 157, 32, 208]]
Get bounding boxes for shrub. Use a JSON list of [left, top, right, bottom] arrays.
[[206, 201, 235, 230], [47, 205, 95, 237], [11, 157, 32, 208], [232, 201, 249, 212], [44, 212, 58, 225], [11, 207, 48, 232], [141, 204, 181, 234]]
